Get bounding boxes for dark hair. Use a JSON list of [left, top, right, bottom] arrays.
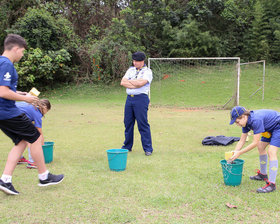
[[34, 99, 51, 115], [4, 34, 27, 50], [237, 110, 250, 119]]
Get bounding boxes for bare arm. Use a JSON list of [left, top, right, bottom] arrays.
[[128, 79, 148, 88], [0, 86, 38, 104], [120, 77, 136, 88], [16, 91, 28, 95], [120, 77, 148, 89], [234, 133, 248, 151], [231, 133, 261, 160]]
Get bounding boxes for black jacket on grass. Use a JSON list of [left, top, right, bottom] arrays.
[[202, 135, 240, 146]]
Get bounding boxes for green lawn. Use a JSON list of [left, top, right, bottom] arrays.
[[0, 65, 280, 223]]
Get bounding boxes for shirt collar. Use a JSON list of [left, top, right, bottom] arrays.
[[135, 64, 147, 71], [245, 111, 253, 128]]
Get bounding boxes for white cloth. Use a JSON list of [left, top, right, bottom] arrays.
[[123, 66, 153, 95]]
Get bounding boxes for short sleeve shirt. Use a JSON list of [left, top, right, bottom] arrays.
[[242, 110, 280, 134], [123, 66, 153, 95], [16, 102, 43, 128], [0, 56, 21, 120]]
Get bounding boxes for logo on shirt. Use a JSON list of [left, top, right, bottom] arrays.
[[3, 72, 11, 81]]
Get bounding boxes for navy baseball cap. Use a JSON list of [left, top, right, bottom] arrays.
[[132, 52, 146, 61], [229, 106, 246, 125]]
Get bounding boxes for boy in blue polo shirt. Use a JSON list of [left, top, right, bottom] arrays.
[[0, 34, 64, 195], [229, 106, 280, 193]]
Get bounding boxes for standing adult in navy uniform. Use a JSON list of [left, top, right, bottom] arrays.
[[120, 52, 153, 156]]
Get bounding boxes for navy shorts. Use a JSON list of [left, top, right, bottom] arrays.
[[0, 114, 40, 145], [261, 128, 280, 148]]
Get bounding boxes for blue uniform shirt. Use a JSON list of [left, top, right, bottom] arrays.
[[242, 110, 280, 134], [16, 102, 43, 128], [123, 65, 153, 95], [0, 56, 21, 120]]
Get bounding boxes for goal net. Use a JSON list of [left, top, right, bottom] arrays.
[[148, 57, 240, 109], [239, 60, 265, 106]]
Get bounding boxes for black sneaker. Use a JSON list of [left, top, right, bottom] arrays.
[[250, 169, 268, 181], [257, 181, 276, 193], [0, 179, 19, 195], [38, 173, 64, 187]]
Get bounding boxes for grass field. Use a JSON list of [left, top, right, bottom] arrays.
[[0, 65, 280, 223]]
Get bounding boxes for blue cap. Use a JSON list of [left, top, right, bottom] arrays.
[[132, 52, 146, 61], [229, 106, 246, 125]]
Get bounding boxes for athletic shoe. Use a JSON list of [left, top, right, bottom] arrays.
[[26, 162, 37, 169], [257, 181, 276, 193], [145, 151, 152, 156], [38, 173, 64, 187], [249, 169, 268, 181], [0, 179, 19, 195], [17, 157, 29, 164]]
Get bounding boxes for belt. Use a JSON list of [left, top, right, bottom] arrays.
[[128, 94, 147, 97]]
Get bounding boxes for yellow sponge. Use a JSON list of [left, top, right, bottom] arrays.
[[29, 87, 40, 97], [225, 151, 233, 160]]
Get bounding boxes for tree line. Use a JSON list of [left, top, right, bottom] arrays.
[[0, 0, 279, 89]]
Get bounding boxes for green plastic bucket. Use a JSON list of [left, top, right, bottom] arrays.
[[42, 142, 54, 163], [106, 149, 128, 172], [220, 159, 244, 186]]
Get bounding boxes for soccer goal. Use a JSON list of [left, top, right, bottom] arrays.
[[239, 60, 265, 104], [148, 57, 241, 109]]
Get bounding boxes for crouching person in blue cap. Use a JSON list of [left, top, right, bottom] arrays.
[[229, 106, 280, 193], [120, 52, 153, 156]]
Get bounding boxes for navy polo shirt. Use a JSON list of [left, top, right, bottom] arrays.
[[242, 110, 280, 134], [0, 56, 21, 120]]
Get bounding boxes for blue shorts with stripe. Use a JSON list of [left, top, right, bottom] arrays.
[[261, 128, 280, 147]]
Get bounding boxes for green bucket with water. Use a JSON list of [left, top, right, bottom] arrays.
[[42, 141, 54, 163], [220, 159, 244, 186], [106, 149, 128, 172]]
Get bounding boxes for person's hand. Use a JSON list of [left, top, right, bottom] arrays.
[[24, 95, 39, 104], [229, 151, 241, 162], [16, 91, 28, 95]]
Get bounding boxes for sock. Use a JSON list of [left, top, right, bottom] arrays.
[[259, 154, 268, 174], [38, 170, 49, 181], [269, 160, 278, 184], [1, 174, 12, 183]]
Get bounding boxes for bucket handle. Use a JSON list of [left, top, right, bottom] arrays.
[[107, 152, 127, 161], [222, 164, 242, 176]]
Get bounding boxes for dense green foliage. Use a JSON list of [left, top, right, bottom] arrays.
[[0, 0, 280, 88], [15, 48, 72, 88]]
